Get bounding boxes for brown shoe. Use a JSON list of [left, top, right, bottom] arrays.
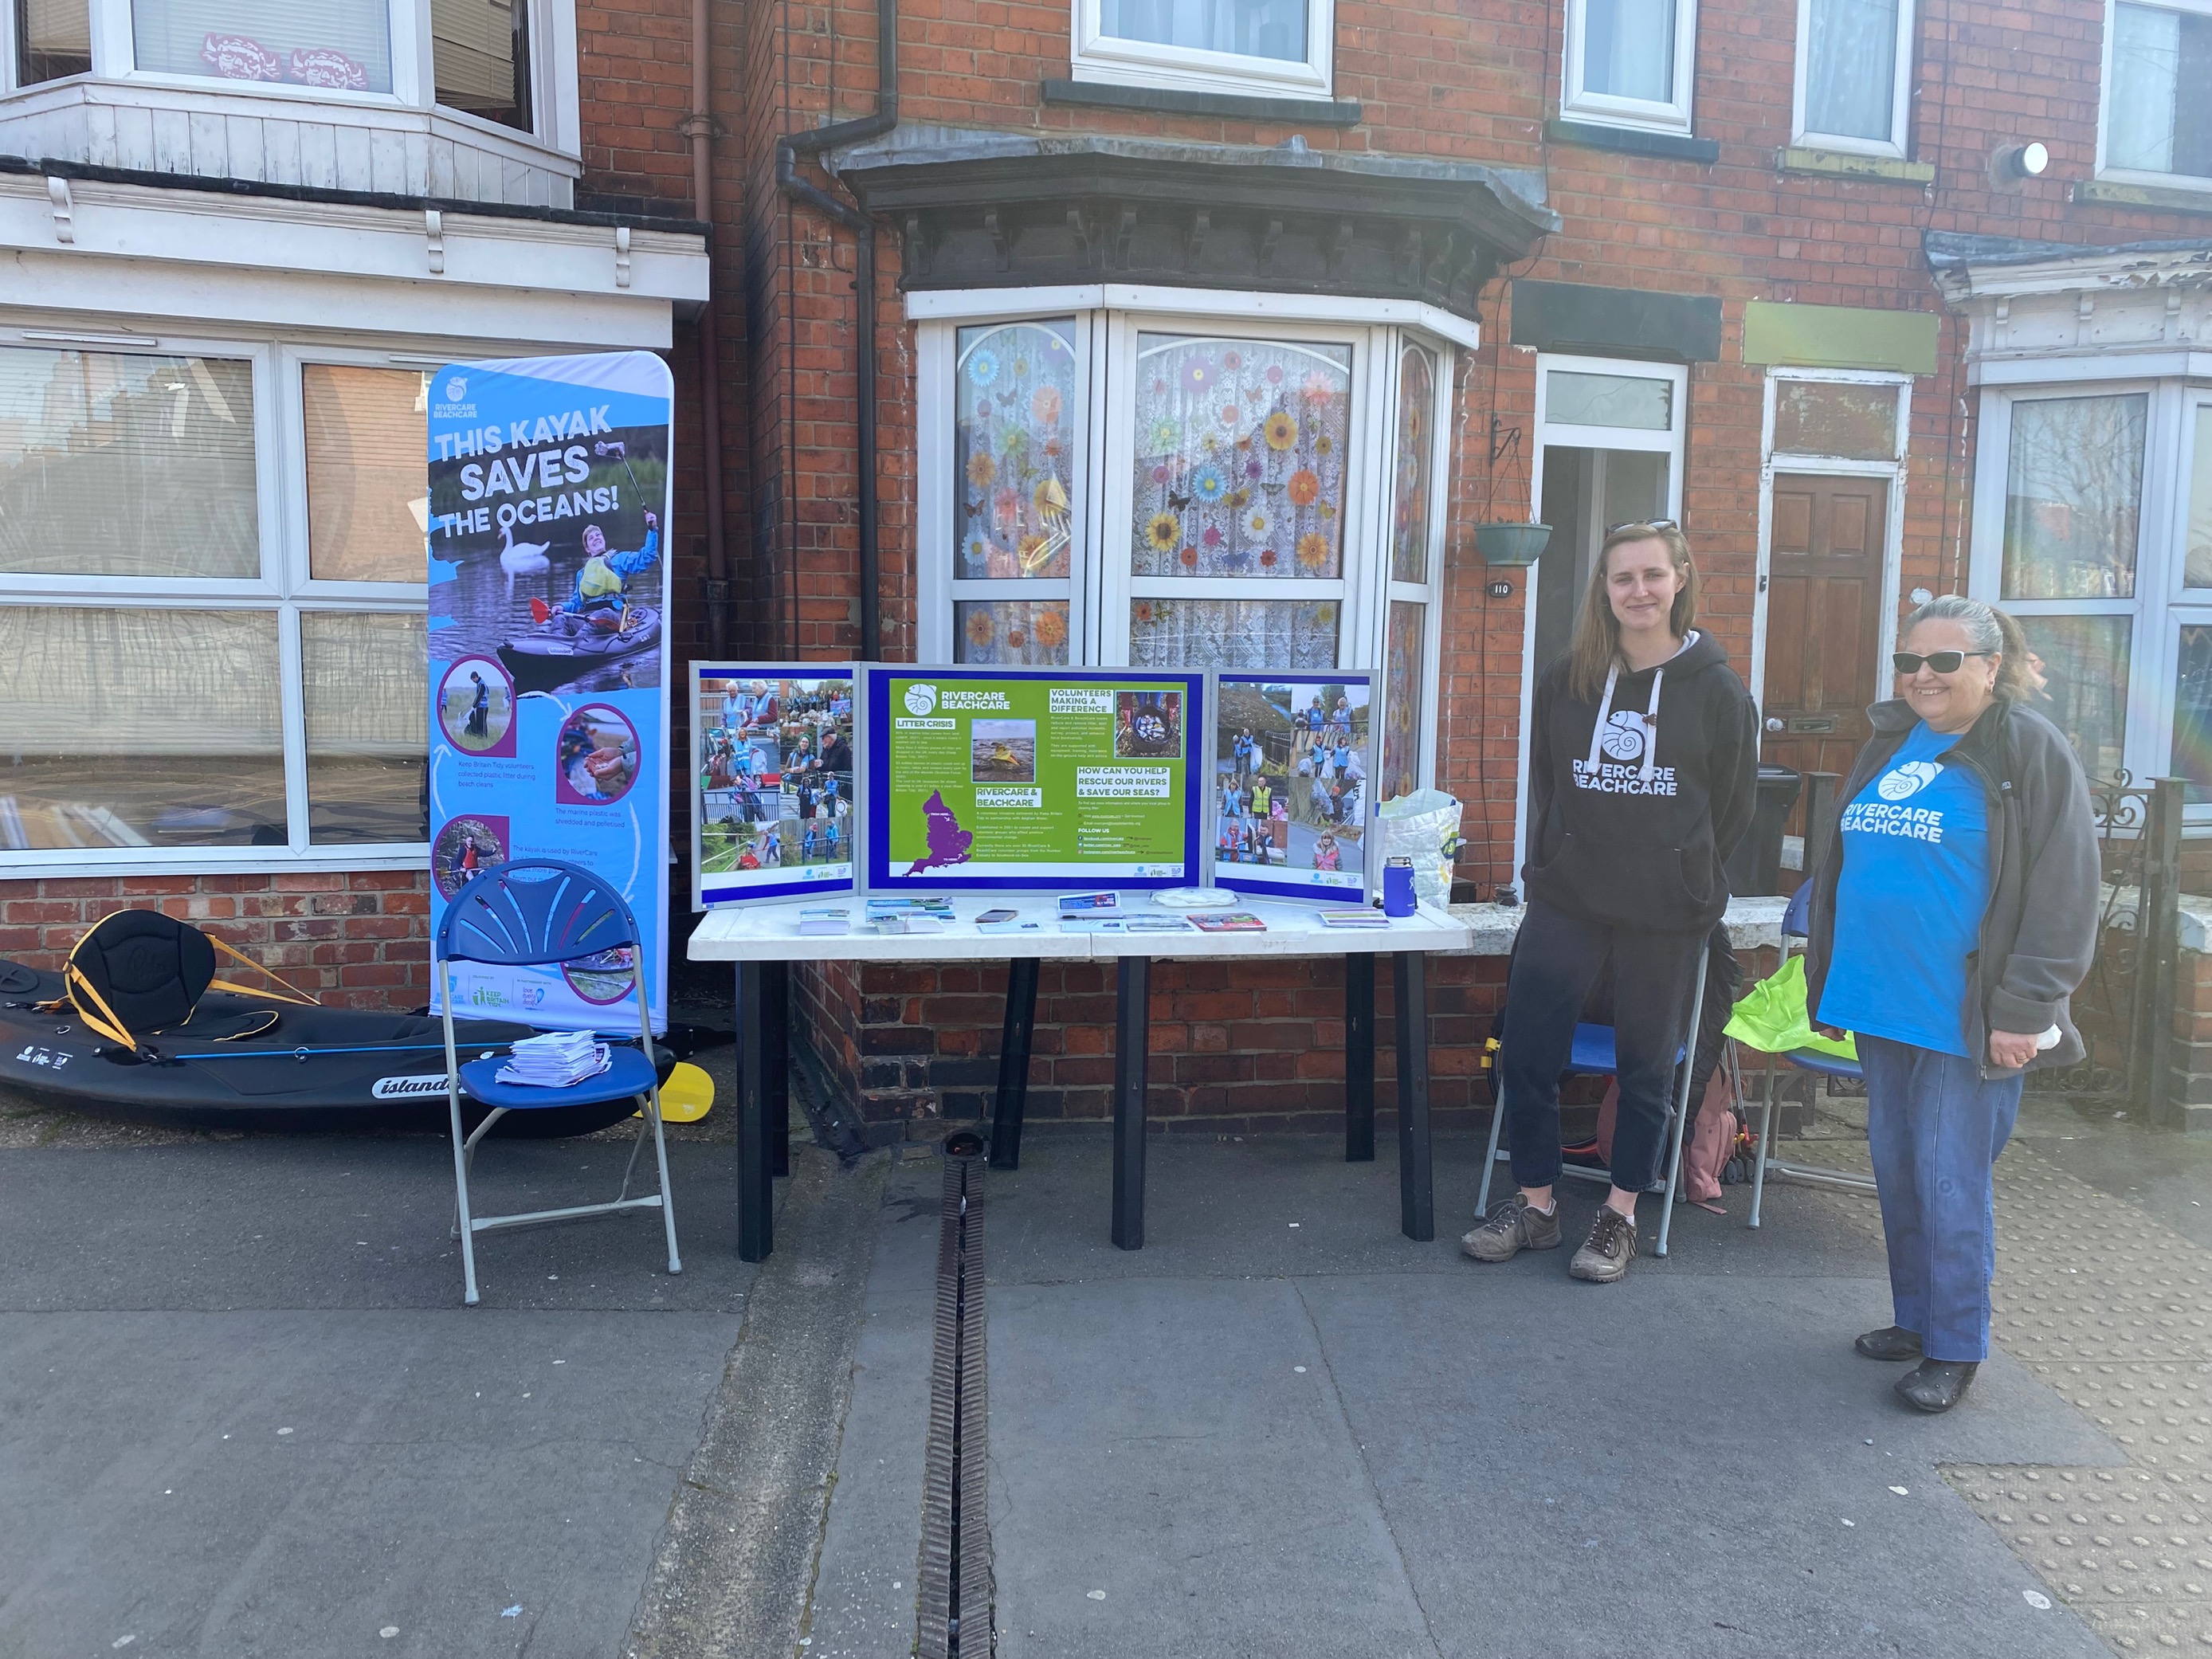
[[1461, 1194, 1563, 1261], [1570, 1206, 1637, 1282]]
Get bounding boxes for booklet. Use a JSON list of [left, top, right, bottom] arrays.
[[1318, 909, 1392, 928], [1188, 912, 1267, 932], [797, 907, 851, 935], [1057, 891, 1122, 915]]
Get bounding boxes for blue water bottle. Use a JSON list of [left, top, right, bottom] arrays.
[[1382, 855, 1416, 918]]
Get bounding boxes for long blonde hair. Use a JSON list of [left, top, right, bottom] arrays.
[[1568, 523, 1700, 700]]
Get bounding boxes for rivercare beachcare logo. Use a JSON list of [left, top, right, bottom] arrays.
[[433, 375, 477, 421], [1877, 760, 1942, 801], [1598, 709, 1652, 763], [904, 683, 938, 716]]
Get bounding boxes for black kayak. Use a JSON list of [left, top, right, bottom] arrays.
[[0, 961, 651, 1136], [499, 606, 661, 692]]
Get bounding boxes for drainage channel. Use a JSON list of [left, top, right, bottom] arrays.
[[919, 1131, 993, 1659]]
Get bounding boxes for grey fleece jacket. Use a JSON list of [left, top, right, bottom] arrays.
[[1802, 696, 2100, 1077]]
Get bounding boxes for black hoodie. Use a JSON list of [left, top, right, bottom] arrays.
[[1522, 631, 1759, 933]]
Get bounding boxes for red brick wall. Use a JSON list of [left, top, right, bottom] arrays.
[[0, 872, 434, 1009]]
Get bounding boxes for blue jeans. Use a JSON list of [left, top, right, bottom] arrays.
[[1858, 1033, 2024, 1363]]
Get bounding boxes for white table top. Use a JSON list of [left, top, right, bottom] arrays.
[[685, 894, 1472, 963]]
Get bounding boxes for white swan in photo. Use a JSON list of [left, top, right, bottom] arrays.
[[500, 524, 552, 575]]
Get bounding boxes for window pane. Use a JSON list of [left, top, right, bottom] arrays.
[[2016, 614, 2131, 787], [1128, 598, 1338, 671], [1581, 0, 1676, 103], [1098, 0, 1306, 61], [2002, 394, 2143, 600], [1131, 335, 1352, 580], [434, 0, 531, 131], [1391, 344, 1436, 585], [304, 610, 426, 845], [132, 0, 394, 91], [0, 607, 282, 849], [2111, 5, 2212, 176], [18, 0, 91, 82], [955, 599, 1069, 665], [1773, 380, 1898, 460], [2175, 623, 2212, 803], [2187, 407, 2212, 590], [304, 366, 429, 583], [1380, 601, 1426, 802], [0, 347, 258, 579], [1546, 370, 1671, 431], [1803, 0, 1899, 141], [955, 320, 1076, 581]]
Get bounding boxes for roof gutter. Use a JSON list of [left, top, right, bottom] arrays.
[[775, 0, 896, 661]]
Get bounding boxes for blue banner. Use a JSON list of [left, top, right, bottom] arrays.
[[425, 352, 673, 1033]]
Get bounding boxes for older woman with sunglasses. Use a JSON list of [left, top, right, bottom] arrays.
[[1802, 594, 2098, 1413]]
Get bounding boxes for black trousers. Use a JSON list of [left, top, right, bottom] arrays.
[[1499, 896, 1704, 1193]]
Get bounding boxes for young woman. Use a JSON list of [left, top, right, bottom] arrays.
[[1463, 523, 1757, 1283], [1806, 595, 2096, 1413]]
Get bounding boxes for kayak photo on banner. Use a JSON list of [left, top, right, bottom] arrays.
[[865, 667, 1205, 892], [1214, 672, 1373, 904], [692, 667, 856, 908], [426, 352, 673, 1032]]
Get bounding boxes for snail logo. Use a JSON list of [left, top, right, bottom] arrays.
[[443, 376, 467, 402], [1878, 760, 1943, 801], [1599, 709, 1651, 763], [904, 683, 939, 717]]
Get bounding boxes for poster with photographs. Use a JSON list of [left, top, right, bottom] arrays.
[[425, 352, 673, 1032], [1212, 672, 1373, 904], [692, 666, 857, 908]]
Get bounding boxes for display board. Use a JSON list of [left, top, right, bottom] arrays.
[[692, 665, 857, 908], [1211, 672, 1375, 904], [425, 351, 673, 1032], [864, 667, 1206, 891]]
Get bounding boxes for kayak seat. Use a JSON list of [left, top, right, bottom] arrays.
[[56, 909, 320, 1054]]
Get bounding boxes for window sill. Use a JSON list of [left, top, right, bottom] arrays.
[[0, 848, 429, 880], [2073, 178, 2212, 217], [1042, 78, 1361, 127], [1777, 147, 1932, 184], [1545, 119, 1718, 165]]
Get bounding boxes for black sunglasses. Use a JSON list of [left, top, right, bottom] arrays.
[[1892, 649, 1993, 675], [1605, 518, 1680, 535]]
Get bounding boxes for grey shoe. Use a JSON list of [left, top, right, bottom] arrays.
[[1461, 1194, 1563, 1261], [1570, 1206, 1638, 1282]]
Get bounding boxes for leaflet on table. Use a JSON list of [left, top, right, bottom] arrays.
[[691, 663, 857, 908], [426, 351, 673, 1033], [1210, 671, 1375, 905], [863, 668, 1206, 892]]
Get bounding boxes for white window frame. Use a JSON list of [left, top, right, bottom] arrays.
[[1379, 335, 1452, 799], [1749, 366, 1914, 711], [1790, 0, 1915, 157], [0, 324, 435, 874], [1514, 351, 1691, 871], [1069, 0, 1335, 101], [1562, 0, 1699, 135], [0, 0, 575, 157], [2096, 0, 2212, 194], [912, 284, 1465, 795]]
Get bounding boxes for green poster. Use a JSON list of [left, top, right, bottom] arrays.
[[873, 672, 1198, 882]]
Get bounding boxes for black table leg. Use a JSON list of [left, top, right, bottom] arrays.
[[1112, 955, 1150, 1251], [737, 960, 773, 1262], [1394, 951, 1434, 1243], [765, 959, 790, 1179], [1345, 953, 1375, 1163], [990, 955, 1040, 1171]]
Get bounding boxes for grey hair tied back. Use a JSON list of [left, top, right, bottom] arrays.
[[1901, 593, 2033, 702]]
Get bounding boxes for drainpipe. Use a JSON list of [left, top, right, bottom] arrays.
[[776, 0, 896, 661], [684, 0, 728, 654]]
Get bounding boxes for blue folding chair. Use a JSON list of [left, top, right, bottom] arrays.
[[1746, 882, 1877, 1228], [437, 860, 681, 1305], [1476, 965, 1708, 1258]]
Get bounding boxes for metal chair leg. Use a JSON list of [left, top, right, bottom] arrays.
[[1654, 967, 1708, 1261], [1477, 1073, 1507, 1218], [649, 1087, 681, 1274], [1749, 1049, 1777, 1230], [449, 1089, 481, 1307]]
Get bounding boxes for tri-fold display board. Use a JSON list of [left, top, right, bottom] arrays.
[[688, 664, 1378, 910]]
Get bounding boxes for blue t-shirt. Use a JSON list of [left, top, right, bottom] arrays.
[[1817, 723, 1991, 1057]]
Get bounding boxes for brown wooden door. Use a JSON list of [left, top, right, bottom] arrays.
[[1762, 474, 1889, 825]]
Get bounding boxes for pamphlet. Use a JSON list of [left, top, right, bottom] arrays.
[[1188, 912, 1267, 933]]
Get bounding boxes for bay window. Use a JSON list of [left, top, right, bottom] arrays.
[[919, 295, 1456, 804], [0, 337, 430, 867], [1563, 0, 1699, 133], [2104, 0, 2212, 186], [1071, 0, 1334, 100], [1793, 0, 1915, 155]]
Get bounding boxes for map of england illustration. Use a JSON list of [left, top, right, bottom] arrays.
[[907, 790, 975, 874]]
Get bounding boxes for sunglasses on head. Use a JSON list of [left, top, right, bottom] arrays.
[[1605, 519, 1680, 535], [1892, 649, 1993, 675]]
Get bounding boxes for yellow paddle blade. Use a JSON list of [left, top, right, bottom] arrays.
[[657, 1061, 715, 1123]]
